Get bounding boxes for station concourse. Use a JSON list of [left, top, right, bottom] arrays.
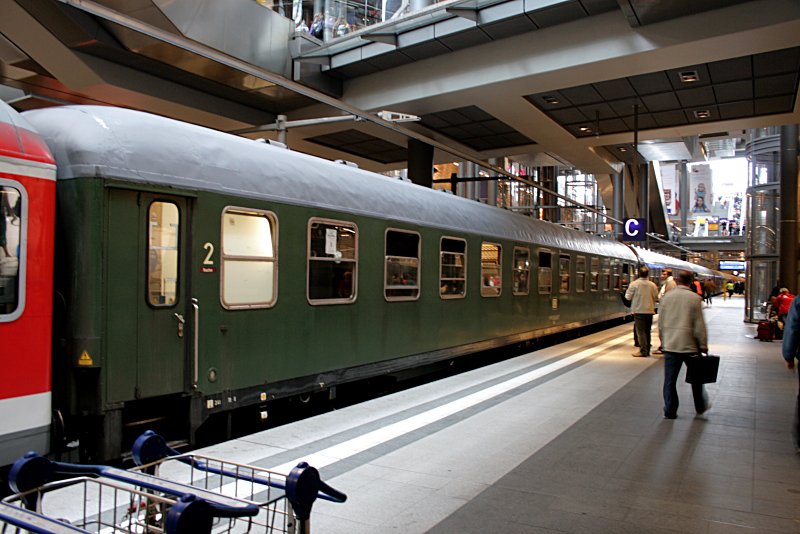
[[189, 296, 799, 533], [2, 1, 800, 532]]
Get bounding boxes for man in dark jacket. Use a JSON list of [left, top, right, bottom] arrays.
[[781, 295, 800, 451]]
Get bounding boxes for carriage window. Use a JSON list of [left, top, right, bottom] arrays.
[[575, 256, 586, 293], [612, 262, 621, 290], [481, 243, 502, 297], [621, 263, 632, 291], [385, 229, 420, 301], [221, 208, 277, 309], [308, 219, 357, 304], [512, 247, 530, 295], [559, 254, 570, 293], [440, 237, 466, 299], [601, 258, 611, 291], [538, 250, 552, 294], [147, 202, 179, 307], [0, 185, 22, 318], [590, 257, 600, 291]]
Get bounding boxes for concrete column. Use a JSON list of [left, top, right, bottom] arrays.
[[679, 161, 689, 237], [407, 138, 433, 188], [488, 158, 499, 206], [780, 124, 799, 293], [457, 161, 466, 198], [638, 163, 649, 224], [612, 172, 623, 240]]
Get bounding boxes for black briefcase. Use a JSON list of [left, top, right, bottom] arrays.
[[685, 355, 720, 384]]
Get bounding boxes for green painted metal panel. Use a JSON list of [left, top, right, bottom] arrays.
[[105, 189, 187, 402]]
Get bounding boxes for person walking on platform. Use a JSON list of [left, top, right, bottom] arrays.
[[653, 269, 676, 355], [625, 266, 658, 357], [659, 270, 709, 419], [780, 295, 800, 451], [703, 278, 715, 306]]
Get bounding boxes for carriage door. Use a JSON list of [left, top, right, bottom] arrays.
[[106, 190, 189, 402]]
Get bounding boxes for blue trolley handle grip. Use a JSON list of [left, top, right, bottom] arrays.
[[286, 462, 347, 522], [132, 430, 183, 466]]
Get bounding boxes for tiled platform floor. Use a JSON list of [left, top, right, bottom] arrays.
[[199, 295, 799, 533], [429, 296, 800, 533]]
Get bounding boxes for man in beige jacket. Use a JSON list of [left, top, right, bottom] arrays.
[[658, 270, 709, 419], [625, 266, 658, 357]]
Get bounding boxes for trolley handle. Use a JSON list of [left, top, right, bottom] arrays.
[[0, 501, 90, 533], [132, 430, 348, 505], [8, 453, 258, 519]]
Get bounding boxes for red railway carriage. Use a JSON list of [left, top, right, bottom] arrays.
[[0, 101, 56, 466]]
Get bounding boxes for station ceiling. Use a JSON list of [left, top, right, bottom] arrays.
[[1, 0, 799, 182]]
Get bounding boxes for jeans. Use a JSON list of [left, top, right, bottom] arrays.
[[633, 314, 653, 355], [794, 370, 800, 449], [663, 352, 707, 417]]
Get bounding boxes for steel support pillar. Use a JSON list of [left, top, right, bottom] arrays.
[[780, 124, 799, 293], [612, 172, 623, 240]]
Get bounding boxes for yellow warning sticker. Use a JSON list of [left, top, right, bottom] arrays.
[[78, 351, 93, 366]]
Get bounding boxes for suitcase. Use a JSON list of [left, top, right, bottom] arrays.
[[756, 320, 774, 341]]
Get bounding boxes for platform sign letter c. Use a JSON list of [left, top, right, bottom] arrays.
[[624, 218, 646, 241]]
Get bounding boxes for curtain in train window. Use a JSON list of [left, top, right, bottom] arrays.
[[512, 247, 530, 295], [308, 219, 357, 304], [538, 249, 552, 294], [601, 258, 611, 291], [221, 208, 277, 308], [385, 229, 420, 301], [590, 257, 600, 291], [575, 256, 586, 293], [481, 243, 502, 297], [559, 254, 571, 293], [612, 262, 622, 290], [440, 237, 466, 298], [0, 186, 21, 316], [147, 201, 179, 307]]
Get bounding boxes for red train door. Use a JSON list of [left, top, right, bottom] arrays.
[[105, 190, 190, 402]]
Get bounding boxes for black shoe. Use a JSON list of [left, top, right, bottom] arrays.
[[664, 414, 677, 419]]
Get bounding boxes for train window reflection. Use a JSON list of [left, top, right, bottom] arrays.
[[538, 250, 552, 294], [559, 254, 570, 293], [0, 186, 21, 316], [308, 218, 358, 305], [385, 229, 420, 301], [221, 208, 277, 309], [612, 262, 621, 290], [512, 247, 530, 296], [575, 256, 586, 293], [481, 243, 502, 297], [147, 202, 179, 307], [440, 237, 466, 299], [590, 257, 600, 291]]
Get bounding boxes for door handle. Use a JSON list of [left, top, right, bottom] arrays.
[[174, 313, 185, 338]]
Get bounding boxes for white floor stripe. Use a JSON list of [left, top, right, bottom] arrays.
[[268, 333, 631, 474]]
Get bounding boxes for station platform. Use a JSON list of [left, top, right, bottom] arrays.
[[188, 295, 799, 533]]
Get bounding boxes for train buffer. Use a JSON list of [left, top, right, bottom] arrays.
[[1, 430, 347, 534]]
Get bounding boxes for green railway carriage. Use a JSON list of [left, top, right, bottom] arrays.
[[26, 106, 639, 462]]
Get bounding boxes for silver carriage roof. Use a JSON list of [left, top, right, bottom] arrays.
[[24, 105, 636, 260], [630, 246, 715, 276]]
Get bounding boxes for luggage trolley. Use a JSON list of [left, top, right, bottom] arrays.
[[130, 431, 347, 534], [1, 472, 219, 534]]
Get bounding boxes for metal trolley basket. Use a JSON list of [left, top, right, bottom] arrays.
[[130, 431, 347, 534], [1, 431, 346, 534]]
